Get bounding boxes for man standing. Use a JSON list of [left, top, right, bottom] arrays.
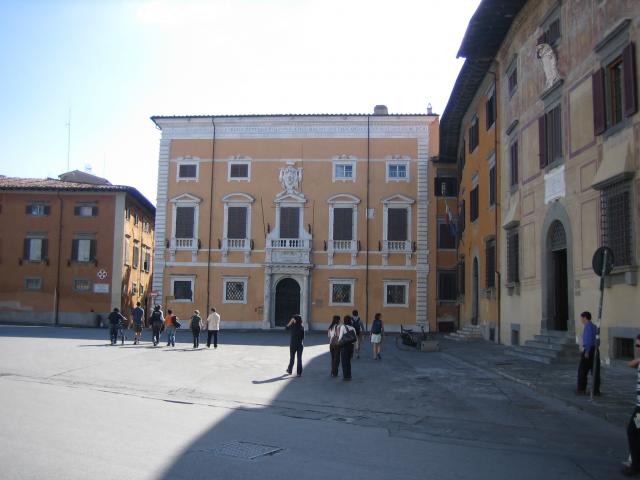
[[108, 308, 125, 345], [131, 302, 144, 345], [577, 311, 601, 395], [622, 335, 640, 476], [205, 307, 221, 349]]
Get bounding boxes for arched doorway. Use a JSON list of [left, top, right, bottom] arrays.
[[274, 278, 300, 327], [547, 220, 568, 331], [472, 258, 479, 326]]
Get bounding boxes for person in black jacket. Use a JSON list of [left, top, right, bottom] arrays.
[[108, 308, 125, 345], [339, 315, 357, 381], [149, 305, 164, 347], [286, 314, 304, 377]]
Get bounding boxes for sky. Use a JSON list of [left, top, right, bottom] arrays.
[[0, 0, 480, 205]]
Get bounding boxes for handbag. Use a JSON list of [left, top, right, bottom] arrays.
[[338, 328, 357, 346], [330, 327, 340, 346]]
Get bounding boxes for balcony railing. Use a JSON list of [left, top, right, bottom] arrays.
[[173, 237, 195, 249], [222, 238, 248, 250], [383, 240, 411, 252], [270, 238, 309, 249], [329, 239, 355, 251]]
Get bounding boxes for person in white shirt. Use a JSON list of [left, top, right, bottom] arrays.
[[205, 307, 221, 349]]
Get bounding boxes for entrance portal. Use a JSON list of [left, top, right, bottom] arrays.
[[548, 221, 568, 331], [274, 278, 301, 327]]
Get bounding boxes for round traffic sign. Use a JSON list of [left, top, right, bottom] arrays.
[[592, 246, 614, 277]]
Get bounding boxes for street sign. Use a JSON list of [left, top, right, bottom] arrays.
[[592, 246, 614, 277], [149, 292, 158, 297]]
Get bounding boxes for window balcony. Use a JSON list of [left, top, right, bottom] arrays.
[[383, 240, 412, 252], [266, 238, 311, 264], [172, 237, 196, 249], [329, 239, 355, 252], [270, 238, 310, 249], [223, 238, 249, 250]]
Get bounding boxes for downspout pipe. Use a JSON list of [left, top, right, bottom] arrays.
[[206, 117, 216, 314], [54, 191, 63, 326], [365, 116, 370, 332]]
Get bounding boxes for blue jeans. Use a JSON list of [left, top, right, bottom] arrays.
[[166, 327, 176, 346]]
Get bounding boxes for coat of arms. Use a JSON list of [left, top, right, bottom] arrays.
[[278, 162, 303, 193]]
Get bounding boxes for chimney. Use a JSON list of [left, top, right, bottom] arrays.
[[373, 105, 388, 115], [427, 103, 433, 115]]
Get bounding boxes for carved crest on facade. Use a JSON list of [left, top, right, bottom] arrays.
[[278, 161, 303, 193]]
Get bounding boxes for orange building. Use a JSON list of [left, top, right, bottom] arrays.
[[151, 108, 439, 331], [0, 171, 155, 326]]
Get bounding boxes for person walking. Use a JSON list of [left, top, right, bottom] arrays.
[[131, 302, 144, 345], [623, 335, 640, 476], [327, 315, 341, 377], [338, 315, 357, 381], [190, 310, 203, 348], [577, 311, 601, 395], [352, 309, 363, 359], [370, 312, 384, 360], [205, 307, 221, 349], [150, 305, 164, 347], [165, 309, 179, 347], [286, 314, 305, 376], [108, 307, 126, 345]]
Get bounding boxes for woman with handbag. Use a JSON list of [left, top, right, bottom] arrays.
[[338, 315, 357, 381], [327, 315, 341, 377], [286, 314, 305, 376]]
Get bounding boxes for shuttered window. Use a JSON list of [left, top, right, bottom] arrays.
[[387, 208, 407, 241], [24, 238, 48, 262], [507, 230, 520, 284], [175, 207, 195, 238], [510, 141, 519, 187], [489, 166, 496, 207], [227, 207, 247, 239], [74, 205, 98, 217], [438, 270, 457, 301], [332, 208, 353, 241], [470, 187, 479, 222], [72, 239, 96, 262], [468, 116, 479, 152], [460, 200, 466, 232], [132, 244, 139, 269], [26, 204, 50, 216], [438, 222, 456, 249], [485, 240, 496, 288], [280, 207, 299, 239], [539, 105, 562, 168], [486, 90, 496, 129]]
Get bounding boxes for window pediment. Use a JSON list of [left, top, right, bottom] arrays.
[[381, 193, 415, 205], [327, 193, 360, 205], [222, 193, 255, 204], [274, 191, 307, 204], [170, 193, 202, 204]]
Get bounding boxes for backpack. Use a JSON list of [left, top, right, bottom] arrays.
[[172, 315, 181, 328], [330, 326, 340, 346], [371, 318, 382, 334], [352, 316, 362, 334], [151, 310, 162, 323]]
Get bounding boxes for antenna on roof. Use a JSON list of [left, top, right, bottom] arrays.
[[65, 108, 71, 171]]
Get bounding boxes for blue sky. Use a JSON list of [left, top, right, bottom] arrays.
[[0, 0, 480, 204]]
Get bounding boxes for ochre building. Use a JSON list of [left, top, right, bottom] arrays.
[[151, 109, 438, 331]]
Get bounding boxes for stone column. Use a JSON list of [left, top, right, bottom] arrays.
[[262, 269, 272, 329]]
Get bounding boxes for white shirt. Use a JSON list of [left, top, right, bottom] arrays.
[[205, 311, 221, 330]]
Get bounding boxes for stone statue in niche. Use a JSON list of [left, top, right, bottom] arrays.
[[278, 161, 303, 193], [536, 43, 561, 89]]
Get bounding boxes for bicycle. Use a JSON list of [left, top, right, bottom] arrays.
[[396, 324, 427, 351]]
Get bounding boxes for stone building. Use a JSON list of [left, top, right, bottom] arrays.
[[0, 172, 155, 326], [151, 108, 438, 331]]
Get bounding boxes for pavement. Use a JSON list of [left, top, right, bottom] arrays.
[[0, 324, 636, 479]]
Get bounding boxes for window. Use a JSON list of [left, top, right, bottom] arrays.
[[485, 240, 496, 288], [223, 278, 248, 303], [131, 282, 138, 295], [333, 162, 355, 182], [125, 208, 131, 221], [510, 140, 519, 188], [175, 206, 195, 238], [171, 277, 194, 301], [23, 237, 47, 262], [382, 195, 413, 253], [143, 250, 151, 272], [74, 205, 98, 217], [73, 279, 91, 291], [489, 166, 496, 207], [25, 277, 42, 290], [279, 207, 299, 239], [434, 176, 458, 197], [539, 16, 561, 47], [486, 89, 496, 129], [470, 186, 479, 222], [506, 229, 520, 284], [227, 206, 248, 239], [139, 283, 145, 296], [329, 279, 354, 306], [438, 221, 456, 249], [460, 200, 466, 233], [228, 162, 250, 181], [507, 58, 518, 97], [132, 244, 139, 269], [457, 260, 465, 295], [386, 159, 409, 182], [177, 163, 198, 181], [384, 281, 409, 307], [600, 180, 633, 267], [26, 203, 50, 216], [124, 237, 131, 265], [468, 116, 479, 152], [72, 239, 96, 262], [438, 270, 457, 301], [538, 104, 562, 168], [593, 43, 637, 135], [332, 208, 353, 241], [387, 208, 408, 241], [133, 211, 139, 226]]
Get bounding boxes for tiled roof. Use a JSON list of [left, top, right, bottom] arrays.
[[0, 176, 155, 215]]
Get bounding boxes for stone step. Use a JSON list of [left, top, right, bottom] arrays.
[[445, 331, 484, 341], [505, 348, 554, 364], [524, 340, 579, 352], [533, 334, 575, 345]]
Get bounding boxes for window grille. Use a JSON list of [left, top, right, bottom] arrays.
[[225, 281, 245, 302], [386, 284, 406, 305], [173, 280, 192, 300], [549, 220, 566, 252], [601, 180, 632, 267], [331, 283, 352, 304]]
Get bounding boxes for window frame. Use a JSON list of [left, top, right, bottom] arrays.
[[506, 229, 520, 285], [470, 186, 479, 223], [437, 219, 456, 250], [26, 203, 50, 216], [176, 159, 199, 182], [171, 276, 195, 302], [509, 139, 519, 190], [386, 159, 410, 183], [485, 85, 496, 130], [222, 277, 248, 304], [228, 160, 251, 182], [437, 270, 457, 302], [74, 204, 98, 217], [24, 277, 42, 291], [434, 175, 458, 197], [383, 280, 409, 308], [73, 278, 91, 292], [506, 56, 518, 98], [468, 115, 479, 152], [332, 160, 356, 183], [329, 278, 355, 307]]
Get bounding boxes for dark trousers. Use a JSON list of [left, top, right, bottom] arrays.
[[341, 343, 354, 379], [287, 345, 303, 375], [628, 406, 640, 469], [207, 330, 218, 348], [330, 344, 341, 376], [192, 327, 200, 347], [109, 325, 118, 344], [577, 347, 601, 393], [152, 322, 162, 345]]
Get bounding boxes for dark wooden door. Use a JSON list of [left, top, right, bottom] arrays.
[[472, 258, 479, 325], [552, 249, 568, 331], [274, 278, 300, 327]]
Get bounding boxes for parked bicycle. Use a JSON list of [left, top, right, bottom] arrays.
[[396, 324, 427, 351]]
